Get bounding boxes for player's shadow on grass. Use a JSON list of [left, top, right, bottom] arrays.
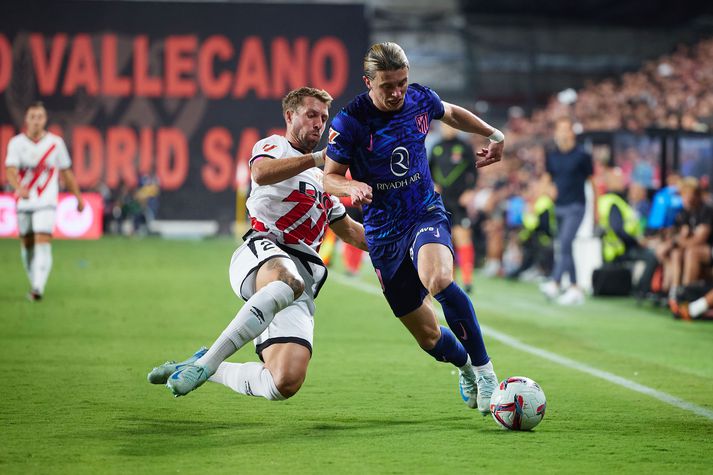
[[112, 415, 466, 455], [305, 415, 470, 438], [111, 417, 264, 456]]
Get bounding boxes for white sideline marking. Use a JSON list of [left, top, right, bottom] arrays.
[[330, 274, 713, 421]]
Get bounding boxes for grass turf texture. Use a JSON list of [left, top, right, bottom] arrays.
[[1, 237, 712, 474]]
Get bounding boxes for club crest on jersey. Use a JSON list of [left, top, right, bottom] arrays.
[[328, 128, 340, 144], [415, 112, 429, 134], [390, 147, 410, 177]]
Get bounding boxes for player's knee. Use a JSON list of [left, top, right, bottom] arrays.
[[272, 370, 305, 399], [415, 325, 441, 350], [424, 272, 453, 296]]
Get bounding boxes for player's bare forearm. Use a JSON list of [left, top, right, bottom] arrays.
[[252, 152, 322, 186], [60, 169, 81, 196], [323, 156, 351, 196], [441, 102, 504, 168], [441, 102, 496, 137], [6, 166, 20, 190], [330, 217, 368, 251], [60, 169, 84, 211], [6, 167, 29, 198], [324, 156, 373, 205]]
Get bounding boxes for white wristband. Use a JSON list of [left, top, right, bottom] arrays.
[[488, 128, 505, 143], [312, 150, 325, 167]]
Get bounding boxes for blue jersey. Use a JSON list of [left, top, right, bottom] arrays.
[[327, 84, 445, 245]]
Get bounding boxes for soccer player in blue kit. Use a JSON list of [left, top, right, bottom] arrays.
[[323, 42, 505, 414]]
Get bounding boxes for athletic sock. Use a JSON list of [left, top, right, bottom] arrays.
[[209, 362, 286, 401], [456, 244, 475, 286], [434, 282, 490, 367], [689, 297, 709, 318], [31, 243, 52, 295], [424, 325, 468, 367], [20, 246, 35, 285], [195, 281, 294, 373], [474, 359, 494, 375]]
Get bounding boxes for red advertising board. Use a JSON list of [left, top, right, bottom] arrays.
[[0, 192, 103, 239], [0, 1, 368, 227]]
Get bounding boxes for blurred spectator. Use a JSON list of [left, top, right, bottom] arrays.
[[133, 174, 160, 235], [506, 175, 556, 281], [647, 172, 683, 233], [597, 171, 658, 297], [656, 178, 713, 303], [109, 183, 135, 235], [539, 117, 594, 306]]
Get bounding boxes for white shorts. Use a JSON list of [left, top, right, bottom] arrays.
[[17, 208, 56, 236], [229, 234, 316, 357]]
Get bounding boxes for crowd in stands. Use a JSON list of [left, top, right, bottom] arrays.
[[505, 36, 713, 148], [418, 36, 713, 319]]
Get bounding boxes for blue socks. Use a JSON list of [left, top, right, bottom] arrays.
[[434, 282, 489, 366], [425, 326, 468, 367]]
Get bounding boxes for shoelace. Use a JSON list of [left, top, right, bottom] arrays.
[[476, 374, 497, 395]]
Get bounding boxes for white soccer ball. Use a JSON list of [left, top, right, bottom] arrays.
[[489, 376, 547, 431]]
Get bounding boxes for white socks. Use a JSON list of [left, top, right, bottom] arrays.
[[195, 280, 295, 372], [689, 297, 710, 318], [475, 360, 494, 375], [31, 243, 52, 295], [209, 362, 285, 401], [21, 246, 34, 285]]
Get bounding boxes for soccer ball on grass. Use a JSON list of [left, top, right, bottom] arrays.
[[489, 376, 546, 431]]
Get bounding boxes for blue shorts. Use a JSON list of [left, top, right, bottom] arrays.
[[369, 210, 454, 317]]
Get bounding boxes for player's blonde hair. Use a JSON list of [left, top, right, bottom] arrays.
[[282, 87, 333, 114], [363, 42, 410, 80]]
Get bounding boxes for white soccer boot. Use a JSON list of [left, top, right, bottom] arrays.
[[458, 364, 478, 409], [475, 366, 499, 416], [166, 364, 213, 397], [539, 280, 560, 300], [147, 347, 208, 384], [556, 286, 585, 306]]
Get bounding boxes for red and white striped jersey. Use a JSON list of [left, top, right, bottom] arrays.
[[4, 132, 72, 211], [248, 135, 346, 252]]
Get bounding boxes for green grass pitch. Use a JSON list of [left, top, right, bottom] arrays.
[[1, 237, 713, 474]]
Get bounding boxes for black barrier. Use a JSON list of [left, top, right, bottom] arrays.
[[0, 1, 368, 226]]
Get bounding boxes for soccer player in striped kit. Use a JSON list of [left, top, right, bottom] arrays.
[[5, 102, 84, 301], [148, 88, 368, 401]]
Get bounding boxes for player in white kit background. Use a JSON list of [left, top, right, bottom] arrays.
[[148, 87, 368, 401], [4, 102, 84, 301]]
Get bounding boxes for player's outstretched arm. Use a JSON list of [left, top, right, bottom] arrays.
[[323, 155, 372, 205], [441, 102, 505, 169], [5, 167, 29, 198], [252, 149, 325, 186], [60, 169, 85, 211], [330, 216, 368, 251]]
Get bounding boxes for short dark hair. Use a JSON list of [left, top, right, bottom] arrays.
[[25, 101, 46, 113]]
